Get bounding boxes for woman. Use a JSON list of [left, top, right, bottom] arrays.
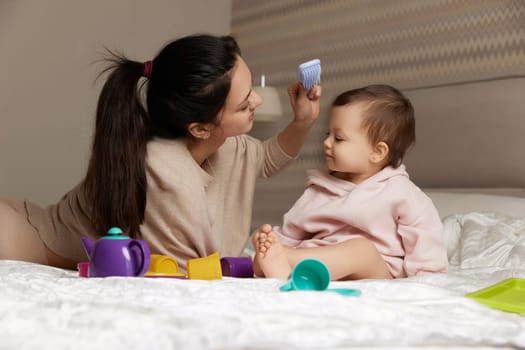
[[0, 34, 321, 272]]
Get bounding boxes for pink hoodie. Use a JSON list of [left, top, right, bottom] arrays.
[[273, 165, 449, 277]]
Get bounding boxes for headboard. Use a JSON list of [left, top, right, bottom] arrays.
[[404, 76, 525, 196]]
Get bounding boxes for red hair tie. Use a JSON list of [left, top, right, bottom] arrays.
[[143, 60, 153, 78]]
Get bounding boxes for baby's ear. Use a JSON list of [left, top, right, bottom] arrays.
[[370, 141, 389, 164]]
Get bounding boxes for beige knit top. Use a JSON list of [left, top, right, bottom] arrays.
[[26, 135, 293, 271]]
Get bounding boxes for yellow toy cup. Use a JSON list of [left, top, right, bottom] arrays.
[[145, 254, 185, 278], [187, 252, 222, 280]]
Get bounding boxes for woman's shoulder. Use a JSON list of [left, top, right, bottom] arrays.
[[145, 137, 207, 187], [219, 134, 261, 152], [217, 135, 278, 163], [147, 137, 187, 156]]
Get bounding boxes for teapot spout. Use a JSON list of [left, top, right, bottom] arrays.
[[81, 237, 94, 258]]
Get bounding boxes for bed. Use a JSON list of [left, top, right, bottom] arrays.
[[2, 77, 525, 349], [1, 192, 524, 350]]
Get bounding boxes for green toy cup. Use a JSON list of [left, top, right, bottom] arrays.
[[280, 258, 361, 297], [280, 258, 330, 291]]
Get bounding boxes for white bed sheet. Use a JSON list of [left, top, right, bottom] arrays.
[[1, 211, 525, 350]]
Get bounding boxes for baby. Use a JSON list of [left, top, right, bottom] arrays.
[[253, 85, 448, 280]]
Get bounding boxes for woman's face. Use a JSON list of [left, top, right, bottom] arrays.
[[218, 56, 262, 137]]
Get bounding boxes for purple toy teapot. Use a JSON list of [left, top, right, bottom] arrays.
[[81, 227, 150, 277]]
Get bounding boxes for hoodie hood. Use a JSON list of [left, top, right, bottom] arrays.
[[305, 165, 409, 197]]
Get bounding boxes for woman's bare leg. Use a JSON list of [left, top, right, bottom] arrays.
[[0, 199, 77, 269]]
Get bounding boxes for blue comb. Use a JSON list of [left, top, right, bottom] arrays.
[[297, 59, 321, 90]]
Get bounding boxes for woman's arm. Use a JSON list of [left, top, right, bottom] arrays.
[[277, 82, 322, 157]]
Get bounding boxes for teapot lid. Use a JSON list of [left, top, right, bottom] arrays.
[[101, 227, 129, 240]]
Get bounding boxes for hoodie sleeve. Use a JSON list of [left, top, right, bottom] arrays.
[[396, 184, 449, 276]]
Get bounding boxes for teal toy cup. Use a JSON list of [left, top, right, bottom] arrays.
[[280, 258, 330, 291], [280, 259, 361, 297]]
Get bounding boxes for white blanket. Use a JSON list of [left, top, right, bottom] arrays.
[[1, 212, 525, 350]]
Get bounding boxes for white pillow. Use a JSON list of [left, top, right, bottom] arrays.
[[425, 191, 525, 219], [442, 212, 525, 269]]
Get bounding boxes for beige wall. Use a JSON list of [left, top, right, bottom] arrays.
[[0, 0, 231, 205]]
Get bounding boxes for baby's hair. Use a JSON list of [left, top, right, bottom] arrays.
[[332, 85, 415, 168]]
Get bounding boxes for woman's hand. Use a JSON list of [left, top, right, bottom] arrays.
[[277, 81, 322, 158], [287, 81, 322, 128]]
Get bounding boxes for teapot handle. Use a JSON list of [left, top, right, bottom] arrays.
[[128, 240, 151, 277]]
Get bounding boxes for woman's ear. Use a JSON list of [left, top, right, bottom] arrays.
[[188, 123, 212, 140], [370, 141, 389, 164]]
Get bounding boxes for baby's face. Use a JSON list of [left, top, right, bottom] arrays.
[[323, 104, 377, 184]]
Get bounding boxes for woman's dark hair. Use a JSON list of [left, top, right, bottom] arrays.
[[83, 34, 241, 237], [332, 85, 415, 168]]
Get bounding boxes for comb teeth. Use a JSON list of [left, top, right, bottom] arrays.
[[298, 59, 321, 90]]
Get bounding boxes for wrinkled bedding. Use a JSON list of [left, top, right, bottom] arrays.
[[1, 211, 525, 350]]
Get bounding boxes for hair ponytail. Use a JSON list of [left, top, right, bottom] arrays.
[[83, 34, 241, 237], [84, 52, 150, 237]]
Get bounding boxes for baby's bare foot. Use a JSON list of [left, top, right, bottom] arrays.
[[252, 224, 273, 277], [253, 224, 272, 256], [256, 230, 291, 279]]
